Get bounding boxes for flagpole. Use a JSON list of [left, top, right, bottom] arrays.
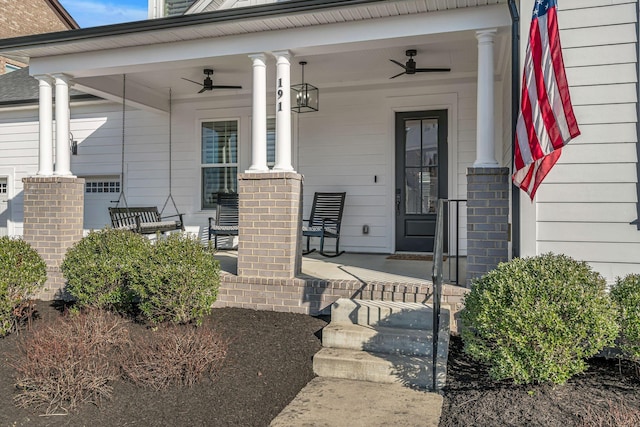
[[508, 0, 520, 258]]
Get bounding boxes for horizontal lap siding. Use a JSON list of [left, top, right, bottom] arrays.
[[534, 1, 640, 280], [2, 82, 477, 252], [0, 109, 40, 235], [299, 84, 475, 254]]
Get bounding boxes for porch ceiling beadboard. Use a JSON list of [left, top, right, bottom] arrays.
[[0, 0, 508, 60]]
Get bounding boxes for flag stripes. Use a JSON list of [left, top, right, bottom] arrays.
[[513, 0, 580, 200]]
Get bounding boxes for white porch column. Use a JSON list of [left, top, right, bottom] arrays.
[[247, 53, 268, 173], [53, 74, 73, 176], [35, 75, 54, 176], [474, 29, 499, 167], [273, 50, 294, 172]]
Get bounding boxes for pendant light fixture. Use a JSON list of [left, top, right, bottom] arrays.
[[291, 61, 319, 113]]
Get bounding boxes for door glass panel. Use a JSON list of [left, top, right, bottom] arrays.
[[405, 167, 421, 214], [404, 120, 421, 167], [422, 167, 438, 213], [422, 119, 438, 166], [404, 118, 439, 215]]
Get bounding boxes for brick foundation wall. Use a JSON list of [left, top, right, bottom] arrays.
[[214, 274, 469, 333], [22, 177, 84, 300], [237, 172, 303, 279], [466, 167, 509, 285]]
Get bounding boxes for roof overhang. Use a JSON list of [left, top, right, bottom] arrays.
[[0, 0, 510, 112], [0, 0, 509, 63]]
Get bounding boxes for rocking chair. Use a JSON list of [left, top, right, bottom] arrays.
[[302, 192, 346, 257]]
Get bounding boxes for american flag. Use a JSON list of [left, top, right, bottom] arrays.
[[513, 0, 580, 200]]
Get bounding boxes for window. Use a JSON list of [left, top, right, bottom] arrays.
[[267, 117, 276, 167], [85, 180, 120, 193], [201, 120, 238, 209], [165, 0, 197, 16], [0, 178, 9, 202]]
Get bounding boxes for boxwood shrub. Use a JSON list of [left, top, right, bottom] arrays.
[[131, 233, 220, 325], [610, 274, 640, 361], [61, 228, 152, 313], [0, 237, 47, 336], [461, 253, 618, 385]]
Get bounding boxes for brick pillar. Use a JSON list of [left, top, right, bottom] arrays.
[[22, 177, 84, 300], [237, 172, 302, 279], [466, 167, 509, 285]]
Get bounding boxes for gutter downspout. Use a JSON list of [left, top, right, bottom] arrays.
[[508, 0, 520, 258]]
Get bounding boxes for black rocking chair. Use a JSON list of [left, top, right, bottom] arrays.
[[302, 192, 346, 257], [208, 192, 239, 250]]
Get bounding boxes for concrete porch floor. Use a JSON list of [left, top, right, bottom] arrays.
[[214, 251, 467, 286]]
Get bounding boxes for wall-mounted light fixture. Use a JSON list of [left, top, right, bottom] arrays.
[[69, 132, 78, 155], [291, 61, 319, 113]]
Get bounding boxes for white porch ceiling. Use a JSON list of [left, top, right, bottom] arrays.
[[0, 0, 511, 109]]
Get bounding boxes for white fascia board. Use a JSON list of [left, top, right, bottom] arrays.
[[29, 4, 510, 77], [73, 76, 170, 114]]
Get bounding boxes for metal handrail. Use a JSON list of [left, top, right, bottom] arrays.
[[431, 199, 444, 390]]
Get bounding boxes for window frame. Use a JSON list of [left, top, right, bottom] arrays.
[[199, 118, 240, 210]]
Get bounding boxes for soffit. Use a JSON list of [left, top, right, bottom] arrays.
[[0, 0, 508, 60]]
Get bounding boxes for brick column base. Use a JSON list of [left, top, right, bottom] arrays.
[[22, 176, 84, 300], [237, 172, 302, 279], [466, 167, 509, 285]]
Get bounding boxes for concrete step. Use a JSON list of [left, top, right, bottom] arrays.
[[330, 298, 449, 330], [313, 347, 447, 390], [322, 323, 434, 357]]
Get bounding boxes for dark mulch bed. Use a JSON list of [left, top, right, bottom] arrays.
[[0, 301, 327, 427], [3, 303, 640, 427], [440, 336, 640, 427]]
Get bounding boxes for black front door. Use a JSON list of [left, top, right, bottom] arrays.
[[395, 110, 448, 252]]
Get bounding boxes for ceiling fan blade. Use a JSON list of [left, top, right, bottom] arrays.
[[211, 85, 243, 89], [389, 59, 407, 70], [198, 87, 208, 94], [181, 77, 204, 86], [389, 71, 406, 79], [416, 68, 451, 73]]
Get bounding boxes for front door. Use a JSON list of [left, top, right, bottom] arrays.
[[395, 110, 447, 252]]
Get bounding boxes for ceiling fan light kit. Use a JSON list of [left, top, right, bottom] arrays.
[[182, 68, 242, 93], [389, 49, 451, 79], [291, 61, 319, 113]]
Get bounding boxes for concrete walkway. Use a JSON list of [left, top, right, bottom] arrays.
[[270, 377, 443, 427]]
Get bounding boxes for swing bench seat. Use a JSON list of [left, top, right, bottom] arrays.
[[109, 207, 184, 235]]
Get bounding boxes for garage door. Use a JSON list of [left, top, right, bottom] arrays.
[[83, 176, 120, 231]]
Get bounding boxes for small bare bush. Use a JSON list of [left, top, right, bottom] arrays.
[[10, 309, 131, 414], [121, 324, 228, 390], [580, 400, 640, 427]]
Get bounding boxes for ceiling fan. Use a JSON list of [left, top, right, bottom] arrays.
[[389, 49, 450, 79], [182, 69, 242, 93]]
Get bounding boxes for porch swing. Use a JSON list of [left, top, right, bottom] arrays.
[[109, 77, 184, 234]]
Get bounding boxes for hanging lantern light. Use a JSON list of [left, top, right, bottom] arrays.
[[291, 61, 319, 113]]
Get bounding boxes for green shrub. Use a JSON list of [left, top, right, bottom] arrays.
[[0, 237, 47, 336], [61, 228, 152, 313], [461, 253, 618, 385], [131, 234, 219, 325], [610, 274, 640, 361]]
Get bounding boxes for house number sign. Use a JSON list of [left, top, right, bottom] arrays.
[[277, 78, 283, 112]]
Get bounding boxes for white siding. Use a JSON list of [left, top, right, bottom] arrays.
[[0, 79, 478, 254], [0, 109, 40, 235], [531, 0, 640, 282]]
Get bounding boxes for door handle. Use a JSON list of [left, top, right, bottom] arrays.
[[395, 189, 401, 213]]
